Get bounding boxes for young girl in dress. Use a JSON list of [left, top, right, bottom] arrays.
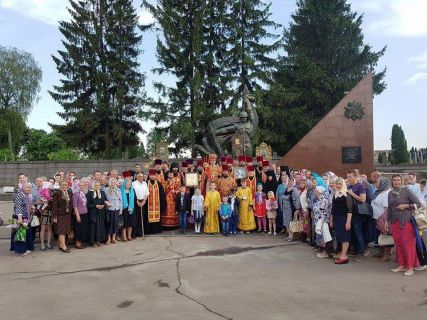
[[266, 191, 278, 235], [191, 187, 204, 234], [254, 183, 267, 232]]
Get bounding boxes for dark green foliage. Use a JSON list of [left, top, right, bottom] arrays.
[[23, 129, 67, 161], [50, 0, 144, 159], [260, 0, 386, 155], [391, 124, 409, 164], [0, 109, 27, 155], [142, 0, 280, 155], [146, 129, 168, 157]]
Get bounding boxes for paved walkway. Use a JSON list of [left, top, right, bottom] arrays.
[[1, 201, 427, 320]]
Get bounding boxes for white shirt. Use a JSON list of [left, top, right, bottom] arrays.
[[132, 180, 149, 200], [371, 189, 390, 220]]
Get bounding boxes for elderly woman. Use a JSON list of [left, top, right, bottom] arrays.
[[121, 179, 136, 241], [87, 181, 107, 247], [52, 180, 73, 253], [10, 183, 35, 256], [73, 181, 89, 249], [276, 173, 288, 234], [105, 178, 122, 244], [385, 174, 422, 276], [371, 177, 391, 262], [280, 178, 301, 241], [313, 186, 331, 258], [330, 178, 353, 264]]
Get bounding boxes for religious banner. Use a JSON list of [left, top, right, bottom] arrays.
[[185, 173, 199, 187], [256, 142, 272, 161]]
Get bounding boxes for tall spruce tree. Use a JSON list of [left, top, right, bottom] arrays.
[[224, 0, 281, 108], [391, 124, 409, 165], [50, 0, 144, 159], [261, 0, 386, 155]]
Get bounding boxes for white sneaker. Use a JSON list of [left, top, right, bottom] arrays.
[[414, 265, 427, 271], [273, 232, 277, 236], [268, 231, 272, 235]]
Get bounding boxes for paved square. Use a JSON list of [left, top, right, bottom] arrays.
[[1, 201, 426, 320]]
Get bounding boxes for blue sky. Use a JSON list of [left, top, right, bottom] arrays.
[[0, 0, 426, 150]]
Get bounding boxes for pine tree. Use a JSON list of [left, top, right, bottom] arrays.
[[50, 0, 144, 158], [224, 0, 281, 107], [391, 124, 409, 164], [261, 0, 386, 155]]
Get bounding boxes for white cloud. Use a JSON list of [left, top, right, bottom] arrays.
[[0, 0, 69, 25], [405, 72, 427, 85], [1, 0, 156, 26], [354, 0, 427, 37]]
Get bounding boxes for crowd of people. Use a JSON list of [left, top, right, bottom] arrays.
[[8, 154, 427, 276]]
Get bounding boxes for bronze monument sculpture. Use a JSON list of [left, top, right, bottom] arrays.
[[196, 85, 258, 157]]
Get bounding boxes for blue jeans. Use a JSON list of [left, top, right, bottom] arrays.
[[179, 211, 187, 230], [221, 219, 230, 235], [230, 215, 238, 234], [352, 214, 365, 255]]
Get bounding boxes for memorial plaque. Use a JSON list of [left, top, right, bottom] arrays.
[[342, 146, 362, 163]]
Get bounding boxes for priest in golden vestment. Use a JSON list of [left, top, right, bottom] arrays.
[[203, 182, 221, 234], [218, 164, 237, 198], [236, 179, 256, 232], [246, 165, 257, 198]]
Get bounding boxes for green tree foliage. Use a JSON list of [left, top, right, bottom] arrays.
[[0, 148, 14, 161], [0, 45, 42, 155], [47, 149, 80, 161], [23, 129, 66, 161], [390, 124, 409, 165], [0, 109, 27, 155], [49, 0, 144, 159], [260, 0, 386, 155], [142, 0, 280, 155], [146, 129, 168, 157]]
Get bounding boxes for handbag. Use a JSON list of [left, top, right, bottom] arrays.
[[30, 215, 40, 227], [289, 215, 303, 233], [412, 205, 427, 231], [356, 202, 373, 217], [378, 234, 394, 246], [104, 209, 111, 224]]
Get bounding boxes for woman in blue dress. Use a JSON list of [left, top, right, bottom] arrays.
[[276, 174, 288, 233], [280, 178, 301, 241]]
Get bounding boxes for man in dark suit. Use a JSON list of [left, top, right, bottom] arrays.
[[176, 185, 191, 233]]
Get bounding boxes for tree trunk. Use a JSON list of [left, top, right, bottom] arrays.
[[7, 124, 13, 155]]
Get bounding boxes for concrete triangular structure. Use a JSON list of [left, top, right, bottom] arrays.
[[278, 74, 374, 177]]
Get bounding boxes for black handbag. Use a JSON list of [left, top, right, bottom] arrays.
[[104, 209, 111, 224], [356, 202, 373, 217]]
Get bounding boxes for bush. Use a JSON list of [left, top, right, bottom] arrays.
[[0, 148, 14, 161], [47, 149, 80, 161]]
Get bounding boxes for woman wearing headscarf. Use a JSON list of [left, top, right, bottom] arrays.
[[105, 178, 122, 245], [313, 186, 331, 258], [385, 175, 422, 276], [263, 169, 278, 196], [371, 177, 391, 262], [121, 178, 136, 241], [10, 183, 35, 256], [276, 173, 288, 234], [87, 181, 107, 247], [72, 180, 89, 249], [330, 178, 353, 264], [299, 177, 310, 242], [52, 180, 73, 253], [280, 178, 301, 241]]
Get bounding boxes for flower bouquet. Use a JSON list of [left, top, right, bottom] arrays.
[[7, 218, 29, 243]]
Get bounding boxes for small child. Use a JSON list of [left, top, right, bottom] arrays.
[[254, 183, 267, 232], [219, 195, 232, 236], [228, 188, 240, 235], [191, 187, 204, 234], [266, 191, 278, 235]]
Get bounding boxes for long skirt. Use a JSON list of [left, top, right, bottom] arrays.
[[72, 214, 89, 242], [122, 208, 137, 228], [333, 215, 351, 243], [10, 228, 34, 254], [391, 220, 419, 269], [56, 213, 72, 235], [107, 210, 120, 235], [89, 212, 106, 244]]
